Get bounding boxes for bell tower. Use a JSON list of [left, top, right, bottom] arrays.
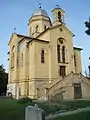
[[28, 5, 51, 38], [51, 5, 65, 25]]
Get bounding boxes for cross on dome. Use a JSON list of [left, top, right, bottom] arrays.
[[39, 3, 42, 8]]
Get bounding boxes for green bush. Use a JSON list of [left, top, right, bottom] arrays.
[[18, 97, 32, 104]]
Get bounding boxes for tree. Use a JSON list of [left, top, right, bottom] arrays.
[[0, 64, 8, 95], [85, 18, 90, 35], [85, 18, 90, 77]]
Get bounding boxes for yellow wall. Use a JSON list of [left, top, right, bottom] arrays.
[[8, 7, 84, 100], [38, 25, 75, 79], [8, 34, 22, 83], [74, 48, 82, 73], [34, 41, 49, 78], [28, 16, 51, 37]]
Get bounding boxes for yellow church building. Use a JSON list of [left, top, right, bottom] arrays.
[[7, 5, 90, 100]]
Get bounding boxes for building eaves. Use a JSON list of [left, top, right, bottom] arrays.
[[36, 27, 50, 38], [16, 33, 33, 39], [16, 33, 49, 43], [27, 38, 49, 45], [73, 47, 83, 51]]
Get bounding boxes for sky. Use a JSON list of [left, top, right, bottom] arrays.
[[0, 0, 90, 74]]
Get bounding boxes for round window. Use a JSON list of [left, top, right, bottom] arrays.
[[59, 38, 63, 44]]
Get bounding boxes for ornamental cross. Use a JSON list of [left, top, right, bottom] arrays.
[[39, 3, 41, 8], [14, 28, 16, 33], [56, 4, 60, 8]]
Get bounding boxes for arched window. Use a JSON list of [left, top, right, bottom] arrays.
[[36, 25, 39, 32], [29, 27, 32, 36], [11, 46, 15, 68], [44, 25, 46, 30], [21, 53, 23, 66], [36, 88, 40, 98], [57, 44, 60, 63], [41, 50, 45, 63], [57, 38, 66, 63], [12, 53, 14, 67], [58, 11, 62, 22], [62, 46, 65, 63], [74, 55, 76, 67]]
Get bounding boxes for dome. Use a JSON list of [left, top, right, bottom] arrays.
[[32, 8, 49, 18]]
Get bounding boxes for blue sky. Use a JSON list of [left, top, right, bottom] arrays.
[[0, 0, 90, 74]]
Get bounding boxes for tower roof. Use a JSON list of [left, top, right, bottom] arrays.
[[31, 8, 49, 18], [51, 5, 65, 13]]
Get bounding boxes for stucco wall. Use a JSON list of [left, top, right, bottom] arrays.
[[8, 34, 22, 83], [74, 49, 82, 73], [34, 41, 49, 78], [81, 82, 90, 99], [28, 16, 51, 37], [50, 26, 74, 78]]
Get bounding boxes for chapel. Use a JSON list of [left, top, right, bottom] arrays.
[[7, 5, 90, 100]]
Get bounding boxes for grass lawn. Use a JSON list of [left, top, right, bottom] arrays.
[[56, 100, 90, 108], [49, 110, 90, 120], [0, 98, 25, 120], [0, 98, 90, 120]]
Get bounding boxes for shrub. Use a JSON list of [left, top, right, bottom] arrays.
[[18, 97, 32, 104]]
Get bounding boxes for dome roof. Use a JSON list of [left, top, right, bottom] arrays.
[[32, 8, 49, 18]]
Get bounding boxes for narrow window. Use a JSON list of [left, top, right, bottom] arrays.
[[41, 50, 44, 63], [12, 53, 14, 68], [58, 11, 62, 22], [29, 27, 32, 36], [36, 88, 40, 98], [74, 55, 76, 67], [44, 25, 46, 30], [11, 46, 15, 68], [62, 46, 65, 63], [57, 44, 60, 63], [36, 25, 38, 32], [21, 53, 23, 66]]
